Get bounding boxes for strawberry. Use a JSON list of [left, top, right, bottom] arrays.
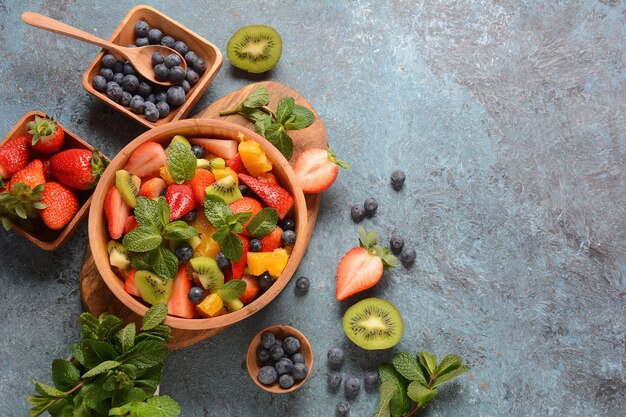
[[335, 228, 397, 301], [189, 138, 238, 159], [167, 265, 196, 319], [239, 275, 259, 305], [293, 147, 349, 194], [229, 197, 262, 236], [188, 168, 214, 205], [39, 154, 55, 182], [226, 153, 248, 174], [40, 182, 79, 230], [0, 135, 32, 179], [124, 269, 141, 297], [8, 159, 45, 190], [260, 226, 283, 252], [238, 173, 294, 218], [231, 236, 249, 279], [104, 187, 131, 239], [124, 142, 167, 179], [124, 215, 139, 234], [27, 115, 65, 154], [50, 149, 107, 190], [165, 184, 195, 220], [138, 177, 167, 198], [258, 172, 278, 185]]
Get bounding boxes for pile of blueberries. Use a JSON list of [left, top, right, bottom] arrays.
[[256, 330, 309, 390], [91, 20, 207, 122]]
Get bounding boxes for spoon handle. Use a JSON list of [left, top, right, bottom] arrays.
[[21, 12, 123, 53]]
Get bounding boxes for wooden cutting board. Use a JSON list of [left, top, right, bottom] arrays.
[[80, 81, 327, 349]]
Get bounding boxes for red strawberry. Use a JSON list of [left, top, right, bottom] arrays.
[[258, 172, 278, 185], [231, 236, 249, 279], [229, 197, 263, 236], [39, 154, 55, 182], [8, 159, 45, 190], [336, 228, 397, 300], [138, 177, 167, 198], [189, 138, 238, 159], [238, 173, 294, 218], [124, 215, 139, 234], [0, 135, 32, 179], [50, 149, 107, 190], [188, 169, 214, 205], [124, 142, 167, 179], [165, 184, 195, 220], [167, 265, 196, 319], [239, 275, 259, 305], [124, 269, 141, 297], [226, 153, 248, 174], [27, 115, 65, 154], [260, 226, 283, 252], [104, 187, 131, 239], [293, 147, 349, 194], [40, 182, 79, 230]]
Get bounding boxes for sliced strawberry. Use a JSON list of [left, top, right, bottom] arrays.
[[189, 138, 238, 159], [124, 215, 139, 234], [167, 265, 196, 319], [189, 168, 215, 205], [260, 226, 283, 252], [138, 177, 167, 198], [238, 173, 294, 218], [226, 153, 248, 174], [293, 148, 348, 194], [39, 154, 55, 182], [50, 149, 107, 190], [40, 182, 79, 230], [231, 236, 249, 279], [124, 269, 141, 297], [239, 275, 259, 305], [229, 197, 262, 237], [8, 159, 45, 190], [165, 184, 195, 220], [258, 172, 278, 185], [104, 187, 131, 239], [124, 142, 167, 179], [0, 135, 32, 179], [27, 115, 65, 154]]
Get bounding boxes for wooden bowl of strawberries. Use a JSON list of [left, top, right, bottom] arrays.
[[0, 111, 108, 250], [88, 118, 307, 332]]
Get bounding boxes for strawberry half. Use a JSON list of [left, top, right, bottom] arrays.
[[231, 236, 249, 279], [8, 159, 45, 190], [336, 227, 397, 300], [293, 147, 349, 194], [0, 135, 32, 179], [260, 226, 283, 252], [40, 182, 79, 230], [27, 115, 65, 154], [124, 142, 167, 179], [226, 153, 248, 174], [138, 177, 167, 198], [239, 275, 259, 305], [124, 215, 139, 234], [165, 184, 195, 220], [124, 269, 141, 297], [104, 187, 131, 239], [50, 149, 107, 190], [189, 168, 215, 205], [167, 265, 196, 319], [238, 173, 294, 218], [189, 138, 238, 159], [229, 197, 262, 237]]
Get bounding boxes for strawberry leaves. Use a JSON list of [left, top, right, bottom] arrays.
[[358, 227, 398, 269]]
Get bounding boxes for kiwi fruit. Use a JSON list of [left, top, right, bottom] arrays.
[[135, 270, 173, 305], [190, 257, 224, 291], [196, 158, 224, 170], [226, 25, 282, 73], [342, 298, 404, 350], [115, 169, 141, 208], [107, 240, 130, 270], [223, 298, 244, 312], [205, 176, 242, 204]]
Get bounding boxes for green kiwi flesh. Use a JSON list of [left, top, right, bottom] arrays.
[[135, 270, 173, 305], [342, 298, 404, 350], [107, 240, 130, 270], [205, 176, 242, 204], [227, 25, 282, 73], [223, 298, 244, 312], [115, 169, 141, 208], [190, 256, 224, 291]]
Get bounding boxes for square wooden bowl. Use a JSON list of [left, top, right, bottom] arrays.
[[1, 111, 109, 250], [82, 5, 222, 129]]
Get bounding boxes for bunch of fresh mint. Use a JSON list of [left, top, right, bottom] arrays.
[[27, 305, 180, 417], [219, 86, 315, 159], [374, 351, 470, 417]]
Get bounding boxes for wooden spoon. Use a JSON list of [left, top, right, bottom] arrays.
[[21, 12, 187, 86]]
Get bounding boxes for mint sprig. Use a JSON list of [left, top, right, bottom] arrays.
[[166, 142, 197, 184], [203, 195, 251, 262], [217, 280, 247, 300], [246, 207, 278, 238]]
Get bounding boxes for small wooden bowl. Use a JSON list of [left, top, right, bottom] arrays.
[[246, 325, 314, 394], [1, 110, 108, 250], [88, 118, 308, 331], [82, 5, 222, 129]]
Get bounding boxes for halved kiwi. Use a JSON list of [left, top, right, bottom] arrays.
[[107, 240, 130, 270], [226, 25, 282, 73], [115, 169, 141, 208], [205, 176, 242, 204], [190, 256, 224, 291], [135, 270, 173, 305], [342, 298, 404, 350]]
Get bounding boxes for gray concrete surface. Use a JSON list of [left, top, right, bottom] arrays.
[[1, 1, 624, 416]]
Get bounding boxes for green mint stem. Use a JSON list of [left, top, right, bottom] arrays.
[[402, 375, 436, 417], [260, 105, 277, 121], [219, 107, 242, 116]]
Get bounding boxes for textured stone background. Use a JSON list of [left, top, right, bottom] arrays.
[[0, 1, 624, 416]]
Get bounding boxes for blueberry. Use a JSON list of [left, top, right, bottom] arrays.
[[175, 243, 193, 261], [156, 101, 170, 118], [294, 276, 310, 295], [350, 204, 365, 223], [344, 377, 360, 397], [216, 252, 231, 270], [123, 63, 136, 76], [120, 91, 132, 107], [258, 273, 273, 292], [147, 28, 163, 45], [155, 91, 168, 103], [99, 67, 114, 81], [106, 81, 120, 91], [282, 219, 295, 231], [249, 238, 262, 252], [327, 347, 345, 369], [257, 366, 277, 386], [335, 400, 350, 416], [113, 60, 125, 73], [269, 344, 284, 361], [92, 75, 107, 92], [327, 372, 342, 391], [283, 337, 301, 355], [138, 82, 152, 96], [188, 286, 205, 304], [164, 54, 181, 69], [389, 234, 404, 255], [238, 184, 250, 196], [168, 66, 186, 83], [279, 374, 294, 389], [106, 84, 124, 102], [281, 230, 296, 246], [275, 358, 293, 375], [101, 53, 116, 68], [113, 72, 125, 85], [261, 331, 276, 349], [129, 97, 145, 114], [363, 198, 378, 217], [173, 40, 189, 56], [193, 58, 207, 74], [146, 94, 157, 104], [184, 50, 198, 65], [390, 169, 406, 190], [161, 35, 175, 48], [122, 74, 139, 92], [159, 188, 168, 197], [167, 86, 186, 107], [154, 64, 169, 81], [185, 69, 199, 86], [292, 352, 305, 364], [144, 105, 159, 122], [257, 346, 270, 362], [135, 37, 149, 47], [400, 247, 416, 265], [363, 371, 379, 391], [182, 209, 196, 223], [191, 145, 205, 159], [290, 362, 307, 381], [134, 20, 150, 37], [180, 80, 191, 94], [151, 52, 165, 66]]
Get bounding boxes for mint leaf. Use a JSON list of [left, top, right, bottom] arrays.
[[213, 230, 243, 262], [276, 97, 295, 124], [167, 142, 196, 184], [119, 340, 169, 371], [255, 115, 272, 137], [241, 107, 269, 123], [242, 86, 270, 109], [436, 354, 461, 376], [34, 381, 67, 398], [420, 351, 437, 375], [118, 323, 136, 353], [284, 104, 314, 130], [142, 304, 168, 330], [373, 379, 397, 417], [431, 365, 470, 388], [378, 364, 411, 417], [51, 359, 80, 391], [392, 352, 426, 384], [150, 244, 179, 279], [163, 220, 198, 240], [407, 381, 437, 407], [134, 197, 168, 230], [109, 403, 134, 416], [204, 195, 231, 227], [123, 227, 162, 252], [81, 340, 118, 369], [228, 211, 252, 226], [81, 360, 120, 378], [246, 207, 278, 238], [218, 280, 246, 300], [131, 251, 152, 271], [264, 123, 293, 160], [132, 395, 181, 417]]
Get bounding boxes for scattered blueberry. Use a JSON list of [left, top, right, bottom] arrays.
[[135, 37, 149, 47], [106, 84, 124, 102], [281, 230, 296, 246], [261, 331, 276, 349], [344, 376, 361, 397], [156, 101, 170, 118], [147, 28, 163, 45], [295, 276, 310, 295], [335, 400, 350, 416], [292, 363, 307, 381], [120, 91, 132, 107], [184, 50, 198, 65], [389, 234, 404, 255], [173, 40, 189, 56], [134, 20, 150, 37], [257, 346, 270, 362], [123, 63, 136, 76], [167, 86, 186, 107], [168, 66, 186, 83], [180, 80, 191, 94], [283, 337, 301, 355], [164, 54, 181, 69], [327, 371, 342, 391], [350, 204, 365, 223], [216, 252, 231, 270], [154, 64, 169, 82], [138, 82, 152, 96], [101, 53, 116, 69], [191, 145, 205, 159], [151, 52, 165, 66], [182, 209, 196, 223], [122, 74, 139, 92], [390, 169, 406, 190], [99, 67, 114, 81], [400, 246, 416, 265], [292, 353, 305, 364], [193, 58, 207, 74], [275, 358, 293, 375], [188, 286, 205, 304], [185, 69, 199, 86], [327, 347, 345, 369], [279, 374, 295, 389], [161, 35, 175, 48], [364, 197, 378, 217], [281, 219, 295, 231], [92, 75, 107, 92], [258, 366, 277, 386], [175, 243, 193, 262], [258, 273, 273, 292], [144, 104, 159, 122], [155, 91, 168, 103], [363, 371, 379, 391], [112, 72, 125, 85], [269, 344, 284, 361], [249, 238, 262, 252], [238, 184, 250, 196], [129, 96, 145, 114]]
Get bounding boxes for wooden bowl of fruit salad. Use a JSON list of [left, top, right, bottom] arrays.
[[88, 118, 307, 331]]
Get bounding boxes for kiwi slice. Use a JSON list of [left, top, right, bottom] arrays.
[[205, 176, 242, 204], [107, 240, 131, 270], [226, 25, 282, 73], [190, 257, 224, 291], [135, 270, 173, 305], [223, 298, 244, 312], [342, 298, 404, 350], [115, 169, 141, 208]]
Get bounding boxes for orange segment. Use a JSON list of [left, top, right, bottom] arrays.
[[239, 140, 272, 177], [197, 293, 223, 317], [159, 166, 175, 185], [247, 248, 289, 277], [192, 212, 220, 258], [212, 167, 239, 185]]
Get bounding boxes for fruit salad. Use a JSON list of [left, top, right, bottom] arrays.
[[104, 134, 297, 319]]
